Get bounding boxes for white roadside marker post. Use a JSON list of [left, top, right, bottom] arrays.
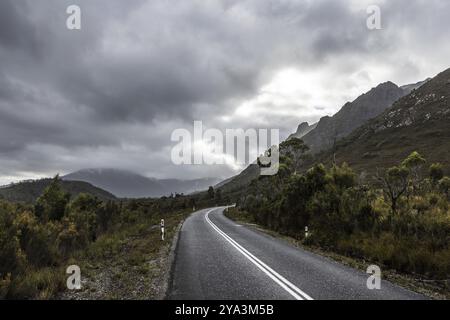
[[160, 219, 165, 241], [305, 226, 309, 239]]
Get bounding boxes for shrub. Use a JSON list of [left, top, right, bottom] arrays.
[[34, 176, 70, 221], [439, 176, 450, 198], [238, 152, 450, 280], [0, 273, 12, 299], [429, 163, 444, 183], [0, 202, 26, 276], [7, 268, 64, 299]]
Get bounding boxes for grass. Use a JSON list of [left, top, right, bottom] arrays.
[[8, 267, 66, 300], [60, 209, 190, 300]]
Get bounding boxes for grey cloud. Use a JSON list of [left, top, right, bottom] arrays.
[[0, 0, 449, 182], [0, 1, 40, 55]]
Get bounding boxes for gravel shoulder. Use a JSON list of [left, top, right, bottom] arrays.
[[60, 212, 187, 300]]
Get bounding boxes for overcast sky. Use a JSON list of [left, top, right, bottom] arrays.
[[1, 0, 449, 184]]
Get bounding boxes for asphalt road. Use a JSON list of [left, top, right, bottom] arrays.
[[168, 207, 425, 300]]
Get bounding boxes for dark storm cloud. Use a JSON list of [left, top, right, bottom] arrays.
[[0, 0, 39, 54], [0, 0, 449, 182]]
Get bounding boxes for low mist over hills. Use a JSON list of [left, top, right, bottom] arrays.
[[63, 168, 220, 198]]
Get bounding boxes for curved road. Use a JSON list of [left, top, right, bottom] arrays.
[[168, 207, 425, 300]]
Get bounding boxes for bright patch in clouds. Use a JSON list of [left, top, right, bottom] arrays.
[[229, 67, 380, 134]]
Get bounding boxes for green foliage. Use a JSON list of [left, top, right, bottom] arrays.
[[330, 163, 356, 189], [0, 178, 116, 204], [16, 211, 59, 267], [429, 163, 444, 183], [439, 176, 450, 197], [208, 186, 215, 199], [378, 165, 409, 214], [215, 189, 222, 202], [7, 267, 64, 299], [0, 178, 195, 299], [0, 201, 26, 276], [281, 138, 310, 173], [401, 151, 426, 169], [402, 151, 426, 194], [238, 149, 450, 280], [34, 176, 70, 221]]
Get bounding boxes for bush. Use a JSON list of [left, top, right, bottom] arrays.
[[439, 176, 450, 197], [34, 176, 70, 221], [238, 152, 450, 280], [429, 163, 444, 183], [0, 202, 26, 276], [7, 268, 64, 299]]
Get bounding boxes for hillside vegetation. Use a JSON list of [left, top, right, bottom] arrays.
[[300, 81, 407, 153], [219, 69, 450, 194], [323, 68, 450, 175], [219, 69, 450, 295], [232, 138, 450, 291], [0, 176, 222, 299], [0, 178, 116, 203]]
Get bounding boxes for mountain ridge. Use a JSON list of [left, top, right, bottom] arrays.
[[288, 121, 318, 140], [324, 68, 450, 174], [63, 168, 220, 198], [217, 74, 441, 193], [299, 81, 407, 153], [0, 179, 116, 203]]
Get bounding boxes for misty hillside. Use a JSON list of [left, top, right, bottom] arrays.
[[63, 169, 220, 198], [0, 179, 116, 203]]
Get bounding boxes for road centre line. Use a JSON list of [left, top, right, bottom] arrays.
[[205, 209, 313, 300]]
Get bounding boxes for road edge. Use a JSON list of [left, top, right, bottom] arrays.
[[162, 219, 184, 300]]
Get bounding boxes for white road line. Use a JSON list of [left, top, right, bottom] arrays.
[[205, 209, 313, 301]]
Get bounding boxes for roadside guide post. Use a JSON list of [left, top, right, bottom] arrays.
[[160, 219, 165, 241]]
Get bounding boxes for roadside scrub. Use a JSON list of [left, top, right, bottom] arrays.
[[0, 176, 198, 299], [227, 142, 449, 299], [61, 209, 188, 300]]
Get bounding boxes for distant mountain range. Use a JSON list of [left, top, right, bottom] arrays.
[[0, 179, 116, 203], [63, 168, 220, 198], [218, 72, 446, 192]]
